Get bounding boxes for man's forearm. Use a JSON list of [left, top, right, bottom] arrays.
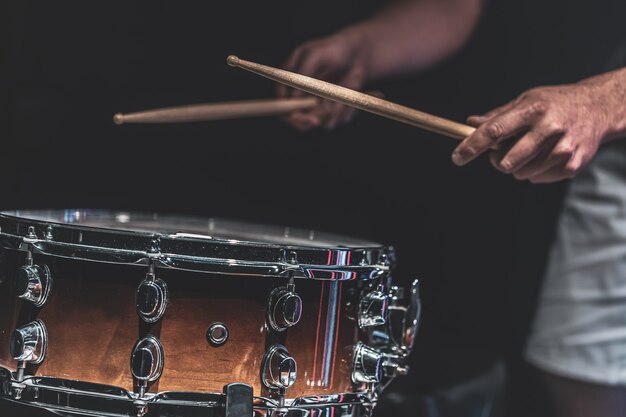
[[338, 0, 484, 82]]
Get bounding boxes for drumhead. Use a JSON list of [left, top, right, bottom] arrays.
[[5, 210, 377, 248], [0, 210, 390, 280]]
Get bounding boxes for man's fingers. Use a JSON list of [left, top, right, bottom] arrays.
[[507, 136, 569, 180], [452, 104, 537, 165], [528, 143, 583, 183], [321, 70, 365, 129], [277, 48, 306, 98], [284, 112, 321, 132], [495, 131, 559, 173]]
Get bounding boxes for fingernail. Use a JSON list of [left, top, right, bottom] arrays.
[[452, 151, 464, 166], [499, 159, 512, 172]]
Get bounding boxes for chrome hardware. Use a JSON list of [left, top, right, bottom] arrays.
[[136, 277, 168, 323], [358, 289, 389, 328], [207, 322, 229, 346], [131, 335, 164, 382], [131, 335, 164, 400], [0, 210, 390, 281], [382, 355, 410, 378], [351, 342, 383, 384], [402, 279, 420, 354], [0, 366, 372, 417], [261, 344, 297, 390], [16, 264, 52, 307], [10, 320, 48, 364], [267, 285, 302, 332], [387, 279, 421, 356], [369, 279, 421, 359]]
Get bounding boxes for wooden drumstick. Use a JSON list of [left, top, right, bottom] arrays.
[[114, 91, 384, 125], [113, 97, 319, 125], [227, 55, 476, 140]]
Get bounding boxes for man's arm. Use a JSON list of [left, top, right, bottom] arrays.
[[279, 0, 484, 130], [452, 67, 626, 183], [336, 0, 484, 80]]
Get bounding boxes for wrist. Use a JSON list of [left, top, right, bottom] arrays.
[[581, 67, 626, 141]]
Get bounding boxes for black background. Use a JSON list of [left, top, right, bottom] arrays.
[[3, 0, 623, 415]]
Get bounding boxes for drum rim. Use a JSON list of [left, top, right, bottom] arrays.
[[0, 210, 391, 280], [0, 366, 373, 417]]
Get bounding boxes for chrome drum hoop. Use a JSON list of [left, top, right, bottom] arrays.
[[0, 210, 391, 281], [0, 367, 373, 417]]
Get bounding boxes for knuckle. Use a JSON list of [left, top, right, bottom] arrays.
[[553, 143, 575, 158], [527, 100, 548, 115], [484, 122, 506, 140], [543, 120, 565, 135]]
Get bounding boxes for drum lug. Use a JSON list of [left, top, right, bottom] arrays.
[[391, 279, 421, 356], [358, 286, 389, 328], [351, 342, 383, 384], [11, 319, 48, 383], [136, 276, 168, 323], [10, 319, 48, 365], [136, 257, 168, 323], [16, 264, 52, 307], [130, 334, 164, 414], [370, 279, 421, 358], [266, 283, 302, 332], [261, 344, 297, 391], [16, 232, 53, 307]]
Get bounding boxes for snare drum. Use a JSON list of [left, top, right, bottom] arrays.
[[0, 210, 419, 417]]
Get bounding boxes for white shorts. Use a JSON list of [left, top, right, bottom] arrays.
[[525, 141, 626, 386]]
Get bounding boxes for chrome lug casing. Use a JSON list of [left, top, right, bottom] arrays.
[[386, 279, 421, 356], [261, 344, 297, 390], [10, 320, 48, 364], [135, 278, 168, 323], [130, 335, 164, 383], [364, 279, 421, 382], [351, 342, 383, 384], [267, 285, 302, 332], [15, 264, 52, 307], [358, 290, 389, 328]]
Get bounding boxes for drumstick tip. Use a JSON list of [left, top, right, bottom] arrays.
[[226, 55, 240, 67], [113, 113, 124, 125]]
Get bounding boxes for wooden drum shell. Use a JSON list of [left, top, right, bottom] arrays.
[[0, 249, 359, 398]]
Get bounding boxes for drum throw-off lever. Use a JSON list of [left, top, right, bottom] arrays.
[[223, 383, 253, 417]]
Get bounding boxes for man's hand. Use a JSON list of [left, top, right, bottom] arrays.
[[451, 69, 626, 183], [277, 31, 370, 131]]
